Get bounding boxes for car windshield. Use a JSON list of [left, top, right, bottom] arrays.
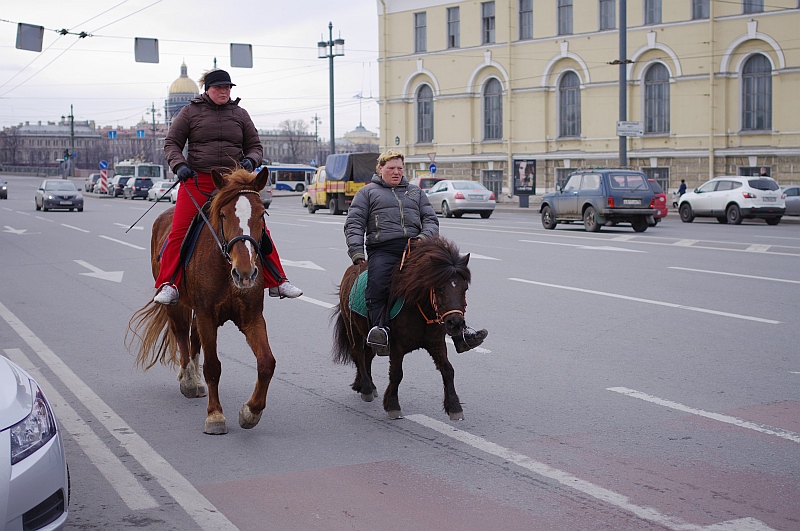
[[609, 174, 648, 190], [419, 178, 442, 188], [44, 181, 77, 191], [748, 178, 779, 191], [452, 181, 487, 191]]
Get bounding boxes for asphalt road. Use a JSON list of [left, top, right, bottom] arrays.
[[1, 174, 799, 530]]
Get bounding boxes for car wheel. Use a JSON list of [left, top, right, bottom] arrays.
[[480, 211, 491, 219], [716, 216, 728, 224], [765, 217, 781, 226], [78, 207, 83, 212], [301, 197, 308, 207], [583, 206, 601, 232], [631, 218, 648, 232], [541, 205, 557, 229], [726, 204, 743, 225], [42, 202, 48, 212], [679, 203, 694, 223], [329, 198, 340, 215], [35, 200, 41, 211], [308, 202, 317, 214], [442, 201, 453, 218]]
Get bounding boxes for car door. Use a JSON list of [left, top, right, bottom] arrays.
[[709, 179, 736, 215], [784, 186, 800, 215], [558, 174, 582, 216], [427, 181, 448, 214], [690, 180, 718, 214]]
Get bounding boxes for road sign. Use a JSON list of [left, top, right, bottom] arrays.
[[99, 160, 108, 170], [616, 121, 643, 137], [429, 163, 437, 174], [108, 131, 117, 139], [136, 130, 145, 138]]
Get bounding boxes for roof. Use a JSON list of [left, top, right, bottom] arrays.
[[169, 63, 199, 95]]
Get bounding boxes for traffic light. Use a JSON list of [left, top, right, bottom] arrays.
[[63, 149, 69, 162]]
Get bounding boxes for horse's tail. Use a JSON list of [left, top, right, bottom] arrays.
[[125, 301, 178, 370], [331, 304, 353, 365]]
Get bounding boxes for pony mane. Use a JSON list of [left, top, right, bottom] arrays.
[[390, 236, 471, 304], [209, 169, 261, 222]]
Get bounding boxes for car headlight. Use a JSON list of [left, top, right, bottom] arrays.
[[10, 384, 57, 465], [46, 194, 54, 200], [75, 193, 83, 200]]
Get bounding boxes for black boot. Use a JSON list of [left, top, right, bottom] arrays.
[[452, 327, 488, 353], [367, 305, 390, 356]]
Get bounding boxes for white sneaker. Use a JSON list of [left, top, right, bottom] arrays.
[[268, 280, 303, 299], [153, 284, 179, 305]]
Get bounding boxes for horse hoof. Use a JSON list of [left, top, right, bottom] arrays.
[[387, 410, 404, 420], [360, 392, 374, 402], [204, 413, 228, 435], [449, 411, 465, 421], [238, 405, 263, 429], [180, 380, 204, 399]]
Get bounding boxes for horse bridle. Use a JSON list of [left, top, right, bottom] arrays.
[[417, 287, 466, 325]]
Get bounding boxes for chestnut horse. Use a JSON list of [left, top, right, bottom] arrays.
[[127, 168, 274, 434], [333, 236, 471, 420]]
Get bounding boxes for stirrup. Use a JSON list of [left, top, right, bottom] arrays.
[[366, 326, 390, 356]]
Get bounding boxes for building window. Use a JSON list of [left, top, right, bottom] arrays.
[[519, 0, 533, 40], [482, 170, 503, 198], [644, 0, 662, 25], [482, 2, 496, 44], [599, 0, 616, 30], [692, 0, 709, 19], [483, 78, 503, 140], [447, 7, 460, 48], [414, 12, 426, 53], [416, 85, 434, 143], [644, 63, 670, 133], [559, 72, 581, 137], [558, 0, 573, 36], [743, 0, 764, 14], [742, 54, 772, 131]]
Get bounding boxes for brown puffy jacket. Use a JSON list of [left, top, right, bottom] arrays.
[[164, 93, 263, 174]]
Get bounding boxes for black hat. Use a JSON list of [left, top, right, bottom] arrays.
[[204, 70, 236, 89]]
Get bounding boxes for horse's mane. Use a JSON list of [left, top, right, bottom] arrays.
[[390, 236, 471, 304], [209, 169, 261, 222]]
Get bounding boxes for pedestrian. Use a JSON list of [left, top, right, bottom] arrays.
[[677, 179, 687, 196], [759, 167, 769, 177], [344, 149, 488, 356], [154, 68, 302, 305]]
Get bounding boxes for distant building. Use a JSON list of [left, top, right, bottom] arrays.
[[166, 62, 199, 126], [0, 120, 101, 173]]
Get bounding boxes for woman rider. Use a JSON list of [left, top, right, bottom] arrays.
[[154, 68, 302, 305], [344, 149, 488, 355]]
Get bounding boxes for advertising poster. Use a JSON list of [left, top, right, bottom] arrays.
[[514, 159, 536, 195]]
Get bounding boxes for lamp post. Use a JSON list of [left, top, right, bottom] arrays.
[[318, 22, 344, 156]]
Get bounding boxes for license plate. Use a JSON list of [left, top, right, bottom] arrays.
[[763, 197, 776, 202], [60, 200, 72, 205], [623, 199, 640, 205], [468, 194, 484, 200]]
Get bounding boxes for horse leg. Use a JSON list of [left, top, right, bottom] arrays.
[[195, 316, 226, 435], [351, 343, 377, 402], [429, 343, 463, 421], [383, 348, 404, 419], [176, 317, 205, 398], [238, 316, 275, 429]]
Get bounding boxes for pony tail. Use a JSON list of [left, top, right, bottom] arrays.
[[126, 302, 179, 370], [331, 306, 353, 365]]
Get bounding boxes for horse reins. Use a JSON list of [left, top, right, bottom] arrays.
[[401, 239, 466, 325]]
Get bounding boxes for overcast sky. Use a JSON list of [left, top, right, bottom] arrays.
[[0, 0, 381, 139]]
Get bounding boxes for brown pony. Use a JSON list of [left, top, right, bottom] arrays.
[[333, 236, 471, 421], [127, 168, 274, 434]]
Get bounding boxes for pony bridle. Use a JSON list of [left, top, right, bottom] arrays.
[[417, 287, 466, 325]]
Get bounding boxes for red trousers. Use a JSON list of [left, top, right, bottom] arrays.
[[154, 172, 287, 290]]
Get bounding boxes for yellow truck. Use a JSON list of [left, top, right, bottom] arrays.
[[306, 152, 379, 214]]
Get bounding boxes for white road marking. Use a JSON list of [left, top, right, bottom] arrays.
[[35, 216, 54, 222], [307, 220, 345, 225], [610, 234, 638, 241], [114, 222, 142, 231], [674, 239, 698, 246], [407, 414, 775, 531], [15, 211, 31, 216], [281, 259, 326, 271], [61, 224, 89, 233], [99, 235, 146, 250], [509, 278, 781, 324], [0, 300, 238, 531], [520, 239, 647, 253], [466, 253, 502, 260], [746, 244, 771, 253], [74, 260, 124, 283], [669, 267, 800, 284], [4, 348, 159, 511], [3, 226, 27, 234], [607, 387, 800, 444], [298, 295, 336, 309]]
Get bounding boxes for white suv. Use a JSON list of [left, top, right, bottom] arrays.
[[678, 176, 785, 225]]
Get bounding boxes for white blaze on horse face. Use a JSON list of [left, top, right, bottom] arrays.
[[234, 196, 255, 261]]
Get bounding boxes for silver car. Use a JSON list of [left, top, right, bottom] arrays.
[[426, 179, 496, 219], [0, 354, 69, 530], [35, 179, 84, 212], [781, 185, 800, 216]]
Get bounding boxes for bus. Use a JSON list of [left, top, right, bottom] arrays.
[[114, 160, 164, 180], [258, 164, 316, 192]]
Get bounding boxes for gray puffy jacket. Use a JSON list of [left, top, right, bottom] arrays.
[[344, 174, 439, 263]]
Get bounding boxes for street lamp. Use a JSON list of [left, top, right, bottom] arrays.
[[318, 22, 344, 156]]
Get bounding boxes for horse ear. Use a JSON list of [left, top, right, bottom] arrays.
[[254, 167, 270, 191], [462, 252, 470, 266], [211, 169, 226, 190]]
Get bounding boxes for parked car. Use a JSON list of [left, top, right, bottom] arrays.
[[540, 169, 656, 232], [678, 176, 785, 225], [84, 173, 101, 192], [781, 185, 800, 216], [649, 179, 668, 225], [147, 180, 173, 201], [427, 179, 496, 218], [35, 179, 84, 212], [409, 176, 445, 191], [170, 182, 180, 203], [1, 178, 7, 199], [122, 177, 153, 199], [108, 175, 130, 197], [1, 353, 69, 530], [259, 186, 273, 209]]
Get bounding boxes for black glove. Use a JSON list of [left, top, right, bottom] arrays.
[[176, 165, 195, 182], [240, 158, 254, 172]]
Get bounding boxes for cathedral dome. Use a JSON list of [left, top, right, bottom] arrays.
[[169, 62, 199, 95]]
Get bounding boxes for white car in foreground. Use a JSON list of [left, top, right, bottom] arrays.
[[678, 176, 785, 225], [1, 354, 68, 530]]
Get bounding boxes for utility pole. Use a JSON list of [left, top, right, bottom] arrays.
[[69, 104, 75, 177], [150, 102, 157, 163], [311, 113, 321, 165], [618, 0, 628, 167], [317, 22, 345, 156]]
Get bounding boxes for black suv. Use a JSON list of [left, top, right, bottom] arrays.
[[122, 177, 153, 200], [540, 169, 657, 232]]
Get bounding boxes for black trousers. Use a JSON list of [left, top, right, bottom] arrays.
[[365, 238, 408, 328]]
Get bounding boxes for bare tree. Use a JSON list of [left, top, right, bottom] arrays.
[[278, 119, 309, 164], [0, 127, 22, 166]]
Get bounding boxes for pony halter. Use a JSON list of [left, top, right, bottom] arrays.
[[417, 288, 465, 325]]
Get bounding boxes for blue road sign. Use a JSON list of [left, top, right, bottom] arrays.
[[108, 131, 117, 139], [99, 160, 108, 170], [136, 130, 145, 138], [429, 163, 437, 174]]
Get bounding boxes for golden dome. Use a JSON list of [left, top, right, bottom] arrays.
[[169, 63, 199, 95]]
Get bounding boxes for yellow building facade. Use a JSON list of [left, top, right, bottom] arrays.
[[376, 0, 800, 197]]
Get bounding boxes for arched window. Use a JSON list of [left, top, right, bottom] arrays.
[[416, 85, 433, 143], [742, 54, 772, 131], [558, 72, 581, 137], [644, 63, 670, 133], [483, 78, 503, 140]]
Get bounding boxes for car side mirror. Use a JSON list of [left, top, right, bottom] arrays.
[[556, 184, 562, 192]]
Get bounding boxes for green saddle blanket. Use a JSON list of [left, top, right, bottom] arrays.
[[348, 270, 403, 320]]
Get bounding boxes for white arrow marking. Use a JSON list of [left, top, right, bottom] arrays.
[[281, 259, 325, 271], [4, 226, 27, 235], [74, 260, 124, 283], [466, 253, 502, 261], [114, 222, 143, 231]]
